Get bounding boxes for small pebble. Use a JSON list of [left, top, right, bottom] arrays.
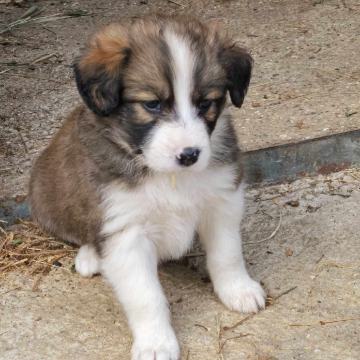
[[286, 200, 300, 207]]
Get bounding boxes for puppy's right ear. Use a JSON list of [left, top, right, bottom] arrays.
[[74, 24, 130, 116]]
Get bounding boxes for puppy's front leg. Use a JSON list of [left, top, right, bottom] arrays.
[[101, 226, 180, 360], [199, 184, 266, 313]]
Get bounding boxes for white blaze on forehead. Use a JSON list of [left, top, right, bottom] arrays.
[[164, 29, 195, 122]]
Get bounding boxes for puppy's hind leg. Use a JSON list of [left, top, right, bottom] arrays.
[[75, 244, 101, 278], [100, 226, 180, 360]]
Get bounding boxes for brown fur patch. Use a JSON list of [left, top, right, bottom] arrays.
[[79, 24, 129, 76]]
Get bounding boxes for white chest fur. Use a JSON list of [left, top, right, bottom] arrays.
[[100, 165, 238, 261]]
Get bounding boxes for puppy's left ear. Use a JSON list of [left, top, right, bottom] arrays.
[[74, 24, 130, 116], [219, 45, 253, 108]]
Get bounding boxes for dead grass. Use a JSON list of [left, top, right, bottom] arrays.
[[0, 220, 76, 277], [0, 5, 89, 35]]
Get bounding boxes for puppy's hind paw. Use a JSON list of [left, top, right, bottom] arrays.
[[75, 244, 100, 278]]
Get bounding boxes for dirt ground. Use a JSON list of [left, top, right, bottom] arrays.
[[1, 169, 360, 360], [1, 0, 360, 199]]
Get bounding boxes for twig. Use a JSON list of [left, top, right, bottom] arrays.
[[40, 24, 58, 38], [289, 317, 360, 327], [216, 314, 224, 360], [194, 323, 210, 332], [168, 0, 184, 6], [218, 333, 251, 353], [315, 254, 325, 264], [0, 9, 89, 35], [0, 69, 11, 75], [31, 53, 58, 64], [7, 249, 76, 257], [0, 61, 28, 66], [319, 318, 360, 325], [4, 72, 67, 84], [245, 209, 282, 244], [273, 286, 297, 301], [0, 53, 59, 77], [19, 5, 42, 20], [266, 286, 297, 306], [222, 314, 253, 332], [0, 258, 28, 272], [0, 286, 21, 296]]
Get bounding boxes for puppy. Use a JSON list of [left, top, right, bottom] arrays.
[[29, 15, 265, 360]]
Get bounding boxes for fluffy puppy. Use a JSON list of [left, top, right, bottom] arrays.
[[29, 15, 265, 360]]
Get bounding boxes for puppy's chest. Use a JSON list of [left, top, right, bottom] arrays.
[[101, 168, 236, 258], [102, 174, 207, 231], [147, 178, 207, 256]]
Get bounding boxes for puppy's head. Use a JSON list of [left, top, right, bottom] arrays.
[[74, 16, 252, 173]]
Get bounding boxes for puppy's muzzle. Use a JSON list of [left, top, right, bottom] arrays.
[[176, 147, 201, 167]]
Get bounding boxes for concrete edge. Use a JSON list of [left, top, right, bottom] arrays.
[[243, 129, 360, 184]]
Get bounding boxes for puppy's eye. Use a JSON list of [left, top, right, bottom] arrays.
[[198, 99, 213, 114], [143, 100, 162, 113]]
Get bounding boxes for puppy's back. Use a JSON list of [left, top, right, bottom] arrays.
[[29, 106, 101, 246]]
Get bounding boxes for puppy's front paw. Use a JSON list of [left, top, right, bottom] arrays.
[[75, 244, 100, 278], [216, 277, 266, 313], [132, 326, 180, 360]]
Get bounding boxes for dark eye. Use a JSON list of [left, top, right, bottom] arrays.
[[143, 100, 162, 113], [198, 99, 213, 114]]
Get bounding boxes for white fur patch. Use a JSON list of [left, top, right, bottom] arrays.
[[164, 29, 195, 123], [101, 165, 238, 260], [142, 29, 211, 173]]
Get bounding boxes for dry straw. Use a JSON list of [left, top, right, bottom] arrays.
[[0, 220, 76, 276]]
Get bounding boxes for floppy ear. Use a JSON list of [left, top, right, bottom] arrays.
[[74, 24, 130, 116], [219, 45, 253, 108]]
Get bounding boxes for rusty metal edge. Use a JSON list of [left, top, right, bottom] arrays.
[[243, 128, 360, 184]]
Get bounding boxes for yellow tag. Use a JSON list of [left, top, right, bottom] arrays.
[[170, 173, 177, 189]]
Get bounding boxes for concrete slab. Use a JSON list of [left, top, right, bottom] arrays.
[[1, 0, 360, 198], [230, 0, 360, 151], [1, 169, 359, 360]]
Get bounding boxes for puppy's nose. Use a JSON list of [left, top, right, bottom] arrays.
[[177, 147, 201, 167]]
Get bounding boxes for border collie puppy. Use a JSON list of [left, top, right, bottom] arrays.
[[29, 15, 265, 360]]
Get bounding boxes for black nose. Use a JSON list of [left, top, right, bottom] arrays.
[[177, 147, 201, 167]]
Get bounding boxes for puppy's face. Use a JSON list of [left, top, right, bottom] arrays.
[[75, 17, 252, 173]]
